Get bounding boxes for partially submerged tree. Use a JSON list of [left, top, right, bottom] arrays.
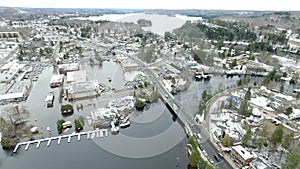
[[0, 106, 30, 148]]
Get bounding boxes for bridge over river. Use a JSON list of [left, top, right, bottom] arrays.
[[130, 55, 234, 169]]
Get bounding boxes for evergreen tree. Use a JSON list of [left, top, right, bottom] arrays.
[[271, 124, 284, 147]]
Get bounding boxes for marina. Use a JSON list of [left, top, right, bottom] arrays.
[[13, 129, 108, 153]]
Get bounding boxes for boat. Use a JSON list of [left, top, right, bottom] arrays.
[[120, 115, 131, 128], [111, 126, 120, 133], [120, 120, 130, 128], [45, 91, 54, 108], [110, 121, 119, 133]]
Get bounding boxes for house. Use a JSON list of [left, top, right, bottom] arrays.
[[231, 145, 256, 167]]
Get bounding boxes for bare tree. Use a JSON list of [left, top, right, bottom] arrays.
[[4, 106, 30, 130], [0, 106, 30, 148]]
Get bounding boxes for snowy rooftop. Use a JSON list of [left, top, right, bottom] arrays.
[[252, 108, 262, 117], [289, 108, 300, 120], [91, 108, 118, 120], [250, 157, 273, 169], [260, 86, 271, 94], [66, 70, 87, 83], [50, 74, 64, 84], [250, 96, 274, 112], [232, 145, 254, 161], [123, 71, 146, 82], [274, 93, 295, 101]]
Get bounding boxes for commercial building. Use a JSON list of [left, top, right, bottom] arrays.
[[66, 70, 87, 83], [49, 74, 64, 88], [0, 32, 19, 38], [0, 79, 31, 103], [58, 62, 80, 74], [67, 80, 103, 101], [90, 108, 118, 128], [0, 61, 26, 83], [122, 62, 139, 72]]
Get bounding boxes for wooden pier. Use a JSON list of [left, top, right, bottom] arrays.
[[13, 129, 108, 153]]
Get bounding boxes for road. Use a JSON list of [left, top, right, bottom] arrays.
[[130, 55, 234, 169]]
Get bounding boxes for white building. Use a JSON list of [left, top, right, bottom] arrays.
[[67, 80, 102, 101], [90, 108, 118, 128], [0, 79, 31, 103], [66, 70, 87, 83], [49, 74, 64, 88]]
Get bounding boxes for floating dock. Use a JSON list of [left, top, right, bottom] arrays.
[[36, 141, 41, 149], [12, 129, 108, 153]]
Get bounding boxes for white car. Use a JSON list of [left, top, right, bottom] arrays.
[[208, 158, 214, 164], [202, 150, 208, 156]]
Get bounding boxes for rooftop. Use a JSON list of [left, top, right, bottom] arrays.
[[66, 70, 87, 83], [91, 108, 118, 121], [232, 145, 254, 161]]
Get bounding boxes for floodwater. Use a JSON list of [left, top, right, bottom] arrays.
[[0, 62, 188, 169], [0, 60, 264, 169]]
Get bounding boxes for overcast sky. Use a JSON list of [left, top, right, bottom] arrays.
[[1, 0, 299, 11]]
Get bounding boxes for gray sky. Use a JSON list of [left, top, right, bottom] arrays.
[[1, 0, 299, 11]]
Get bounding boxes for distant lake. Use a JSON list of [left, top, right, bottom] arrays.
[[73, 13, 202, 35]]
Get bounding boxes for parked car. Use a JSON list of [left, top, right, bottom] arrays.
[[214, 154, 221, 162], [202, 149, 208, 156], [218, 153, 224, 159], [199, 144, 203, 150]]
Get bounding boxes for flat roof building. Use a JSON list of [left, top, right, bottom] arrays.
[[58, 62, 80, 74], [67, 80, 103, 101], [49, 74, 64, 88], [249, 157, 273, 169], [90, 108, 118, 128], [66, 70, 87, 83], [122, 62, 139, 72], [231, 145, 256, 167], [0, 79, 31, 103]]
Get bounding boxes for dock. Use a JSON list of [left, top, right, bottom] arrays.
[[58, 137, 61, 144], [36, 141, 41, 149], [12, 129, 108, 153], [91, 132, 95, 139], [77, 134, 80, 141], [47, 138, 51, 147], [25, 142, 30, 151], [68, 135, 71, 143]]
